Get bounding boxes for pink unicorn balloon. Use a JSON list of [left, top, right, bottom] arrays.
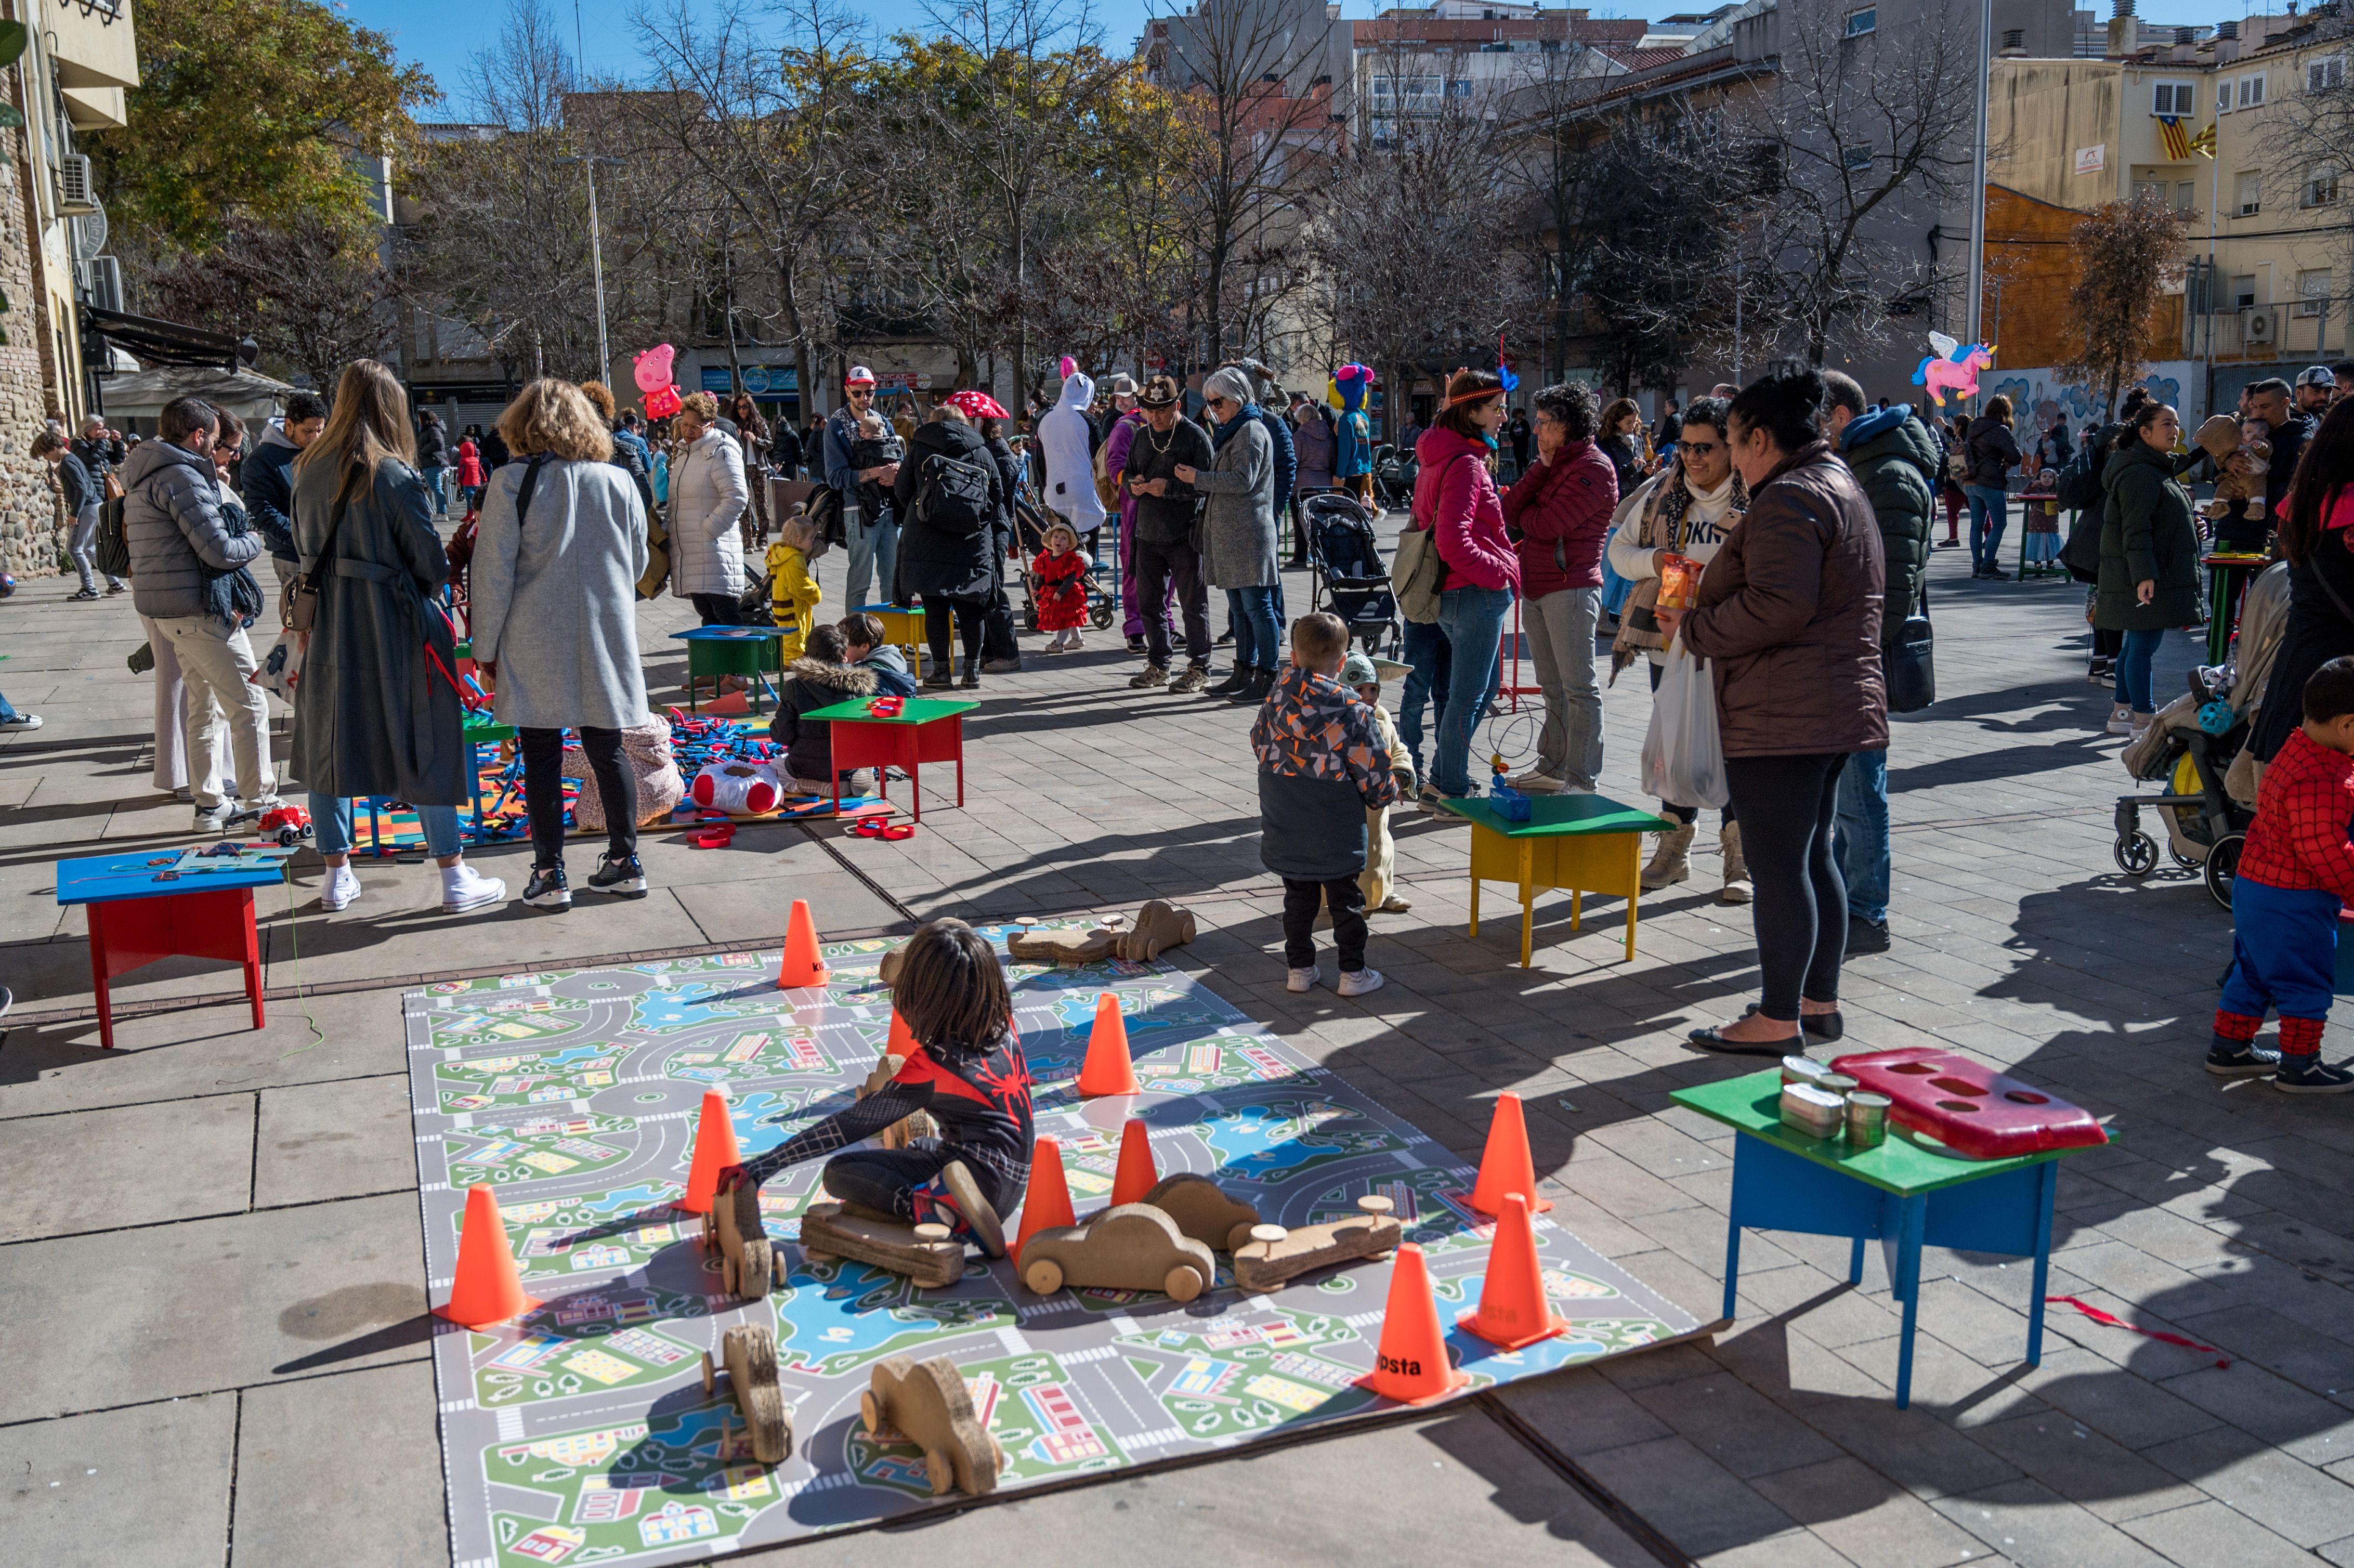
[[1911, 333, 1995, 408], [634, 343, 681, 420]]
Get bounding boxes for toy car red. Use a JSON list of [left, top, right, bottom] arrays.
[[258, 804, 313, 848]]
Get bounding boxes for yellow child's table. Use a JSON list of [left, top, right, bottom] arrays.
[[1439, 792, 1676, 965], [854, 602, 930, 680]]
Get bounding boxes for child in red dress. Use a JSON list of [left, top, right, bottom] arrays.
[[1033, 520, 1091, 652]]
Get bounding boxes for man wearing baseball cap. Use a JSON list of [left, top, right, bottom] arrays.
[[2296, 365, 2337, 419], [823, 365, 901, 608]]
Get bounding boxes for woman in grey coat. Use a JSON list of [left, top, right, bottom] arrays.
[[1175, 365, 1281, 703], [291, 360, 505, 917], [470, 380, 654, 910]]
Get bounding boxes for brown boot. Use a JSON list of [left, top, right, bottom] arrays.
[[1718, 821, 1752, 905], [1640, 824, 1695, 891]]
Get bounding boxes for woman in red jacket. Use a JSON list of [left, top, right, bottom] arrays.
[[1501, 381, 1618, 794], [1414, 369, 1523, 805]]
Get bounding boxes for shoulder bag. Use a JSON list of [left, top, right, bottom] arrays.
[[1392, 451, 1473, 624], [283, 494, 350, 634], [1886, 581, 1936, 714]]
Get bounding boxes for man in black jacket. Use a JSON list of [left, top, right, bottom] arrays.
[[241, 390, 329, 599], [35, 429, 119, 598], [71, 415, 124, 485], [1119, 375, 1217, 691]]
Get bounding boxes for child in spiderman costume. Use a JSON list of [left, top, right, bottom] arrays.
[[718, 920, 1035, 1252]]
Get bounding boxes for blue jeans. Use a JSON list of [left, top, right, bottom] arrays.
[[2112, 626, 2164, 713], [1433, 585, 1511, 795], [844, 502, 901, 609], [2220, 880, 2339, 1026], [1833, 746, 1889, 925], [311, 792, 463, 859], [0, 686, 18, 723], [420, 465, 448, 516], [1398, 617, 1450, 780], [1966, 486, 2008, 571], [1226, 585, 1281, 671]]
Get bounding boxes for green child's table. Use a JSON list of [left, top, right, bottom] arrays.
[[1672, 1068, 2106, 1408], [1439, 792, 1674, 965], [670, 626, 786, 713], [804, 696, 980, 822]]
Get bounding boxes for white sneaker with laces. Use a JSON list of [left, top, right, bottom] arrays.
[[1286, 965, 1319, 993], [1338, 967, 1386, 999], [1505, 769, 1565, 794], [2103, 703, 2134, 736], [440, 863, 507, 913], [320, 865, 362, 911]]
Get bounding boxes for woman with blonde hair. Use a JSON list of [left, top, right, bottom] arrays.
[[668, 390, 749, 625], [470, 380, 653, 908], [291, 359, 505, 915]]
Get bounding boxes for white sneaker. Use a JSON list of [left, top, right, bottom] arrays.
[[2104, 704, 2134, 736], [1505, 770, 1565, 794], [192, 798, 239, 832], [1286, 965, 1319, 993], [1338, 967, 1386, 998], [440, 864, 507, 913], [0, 712, 40, 731], [320, 866, 362, 912]]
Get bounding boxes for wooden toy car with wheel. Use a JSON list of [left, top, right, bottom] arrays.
[[798, 1200, 965, 1288], [1018, 1203, 1215, 1301], [701, 1323, 792, 1465], [862, 1354, 1003, 1496], [1139, 1172, 1261, 1252], [701, 1179, 776, 1299], [1231, 1196, 1401, 1292]]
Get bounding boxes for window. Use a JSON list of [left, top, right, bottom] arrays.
[[1844, 6, 1876, 37], [2239, 72, 2267, 108], [2297, 269, 2332, 317], [1841, 143, 1874, 172], [2153, 81, 2196, 115], [2232, 273, 2258, 308], [1448, 79, 1473, 99], [2235, 169, 2263, 215], [2305, 164, 2341, 206], [2219, 80, 2234, 113], [2177, 180, 2198, 210], [2310, 56, 2346, 92]]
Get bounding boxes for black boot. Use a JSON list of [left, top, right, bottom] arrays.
[[1205, 666, 1250, 697], [1228, 666, 1275, 704]]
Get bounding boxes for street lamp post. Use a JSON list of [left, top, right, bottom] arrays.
[[555, 154, 623, 383], [1963, 0, 1993, 415]]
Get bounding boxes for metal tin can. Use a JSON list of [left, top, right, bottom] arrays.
[[1779, 1082, 1846, 1141], [1821, 1074, 1860, 1097], [1781, 1055, 1837, 1089], [1845, 1092, 1890, 1149]]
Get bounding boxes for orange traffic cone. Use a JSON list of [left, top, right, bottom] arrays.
[[778, 899, 829, 989], [436, 1183, 541, 1327], [1075, 992, 1139, 1096], [1109, 1117, 1158, 1206], [885, 1008, 917, 1059], [1468, 1092, 1553, 1217], [1458, 1193, 1565, 1350], [1010, 1135, 1077, 1268], [676, 1089, 742, 1216], [1354, 1243, 1471, 1405]]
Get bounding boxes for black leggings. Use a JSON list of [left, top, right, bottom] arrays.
[[690, 592, 743, 626], [1723, 752, 1848, 1021], [822, 1138, 1005, 1221], [520, 726, 638, 869], [924, 596, 986, 671]]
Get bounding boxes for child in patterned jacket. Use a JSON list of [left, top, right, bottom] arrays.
[[2211, 656, 2354, 1092], [1252, 612, 1402, 998]]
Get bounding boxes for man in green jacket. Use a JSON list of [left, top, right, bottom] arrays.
[[1824, 371, 1936, 953]]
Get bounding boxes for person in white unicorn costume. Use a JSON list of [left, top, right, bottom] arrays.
[[1037, 358, 1107, 550]]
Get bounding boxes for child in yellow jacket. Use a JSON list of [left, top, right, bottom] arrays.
[[764, 507, 823, 662]]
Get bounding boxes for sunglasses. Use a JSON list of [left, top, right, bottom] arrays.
[[1680, 441, 1721, 458]]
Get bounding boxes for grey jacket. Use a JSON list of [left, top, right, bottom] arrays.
[[125, 438, 260, 621], [469, 456, 652, 733], [1191, 416, 1278, 590]]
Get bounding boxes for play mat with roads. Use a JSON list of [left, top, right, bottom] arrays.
[[404, 929, 1703, 1566]]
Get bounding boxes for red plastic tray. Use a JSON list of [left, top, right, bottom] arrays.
[[1828, 1047, 2108, 1160]]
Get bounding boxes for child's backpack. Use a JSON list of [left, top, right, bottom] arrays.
[[913, 449, 995, 535]]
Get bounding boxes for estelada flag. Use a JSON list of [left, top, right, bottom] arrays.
[[2189, 121, 2217, 158], [2157, 115, 2192, 161]]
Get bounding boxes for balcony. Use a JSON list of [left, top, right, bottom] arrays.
[[51, 0, 140, 94]]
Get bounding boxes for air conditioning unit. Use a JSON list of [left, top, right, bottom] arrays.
[[2243, 307, 2275, 344], [55, 153, 97, 216], [76, 255, 121, 312]]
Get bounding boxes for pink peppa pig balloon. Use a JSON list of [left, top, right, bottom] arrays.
[[634, 344, 682, 420]]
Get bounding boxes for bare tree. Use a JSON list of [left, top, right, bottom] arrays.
[[134, 216, 399, 389], [1739, 0, 1977, 364], [2266, 15, 2354, 356], [2060, 198, 2187, 419]]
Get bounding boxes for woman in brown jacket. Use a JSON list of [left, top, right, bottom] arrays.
[[1657, 364, 1888, 1054]]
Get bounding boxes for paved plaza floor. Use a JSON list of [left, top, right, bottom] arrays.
[[6, 536, 2353, 1567]]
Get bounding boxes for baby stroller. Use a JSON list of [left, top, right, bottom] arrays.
[[1370, 443, 1418, 513], [1304, 491, 1400, 656], [1012, 493, 1116, 634], [2112, 561, 2285, 908]]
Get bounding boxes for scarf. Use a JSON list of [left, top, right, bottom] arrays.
[[1608, 463, 1749, 677], [1212, 401, 1263, 453]]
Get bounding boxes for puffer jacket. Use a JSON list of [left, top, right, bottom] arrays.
[[767, 657, 880, 784], [667, 427, 748, 598], [416, 419, 450, 468], [125, 438, 261, 621], [1837, 404, 1938, 633], [1679, 441, 1887, 758], [1412, 428, 1519, 594], [1292, 411, 1337, 490], [2094, 439, 2201, 633], [1965, 420, 2020, 488], [240, 422, 303, 561], [1502, 436, 1616, 597], [892, 416, 1004, 601]]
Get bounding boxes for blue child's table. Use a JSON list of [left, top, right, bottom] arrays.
[[57, 848, 288, 1048]]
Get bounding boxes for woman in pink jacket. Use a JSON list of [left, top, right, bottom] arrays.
[[1412, 369, 1522, 805]]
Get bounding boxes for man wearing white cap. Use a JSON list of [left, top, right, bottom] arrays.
[[823, 365, 901, 608]]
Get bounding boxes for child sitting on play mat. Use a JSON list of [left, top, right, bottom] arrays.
[[2211, 655, 2354, 1093], [719, 918, 1033, 1253], [767, 625, 878, 794], [1253, 612, 1402, 999], [1032, 519, 1091, 652]]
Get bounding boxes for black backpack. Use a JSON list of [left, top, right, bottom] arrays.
[[913, 449, 995, 535], [2053, 439, 2106, 515]]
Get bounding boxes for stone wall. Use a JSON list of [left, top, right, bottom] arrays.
[[0, 58, 64, 579]]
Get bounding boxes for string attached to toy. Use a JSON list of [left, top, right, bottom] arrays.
[[275, 874, 328, 1060], [2044, 1296, 2229, 1368]]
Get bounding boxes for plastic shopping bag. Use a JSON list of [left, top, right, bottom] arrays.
[[1639, 641, 1729, 811]]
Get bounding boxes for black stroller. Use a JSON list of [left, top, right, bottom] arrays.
[[1304, 491, 1400, 655], [1370, 443, 1417, 513], [2114, 665, 2257, 909]]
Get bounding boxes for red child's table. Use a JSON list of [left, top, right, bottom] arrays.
[[804, 696, 981, 823], [56, 848, 284, 1048]]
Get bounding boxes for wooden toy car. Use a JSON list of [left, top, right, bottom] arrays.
[[798, 1201, 964, 1288], [1018, 1203, 1215, 1302], [702, 1323, 792, 1465], [862, 1354, 1003, 1497], [1139, 1172, 1261, 1252], [1231, 1196, 1402, 1292], [702, 1179, 776, 1299]]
